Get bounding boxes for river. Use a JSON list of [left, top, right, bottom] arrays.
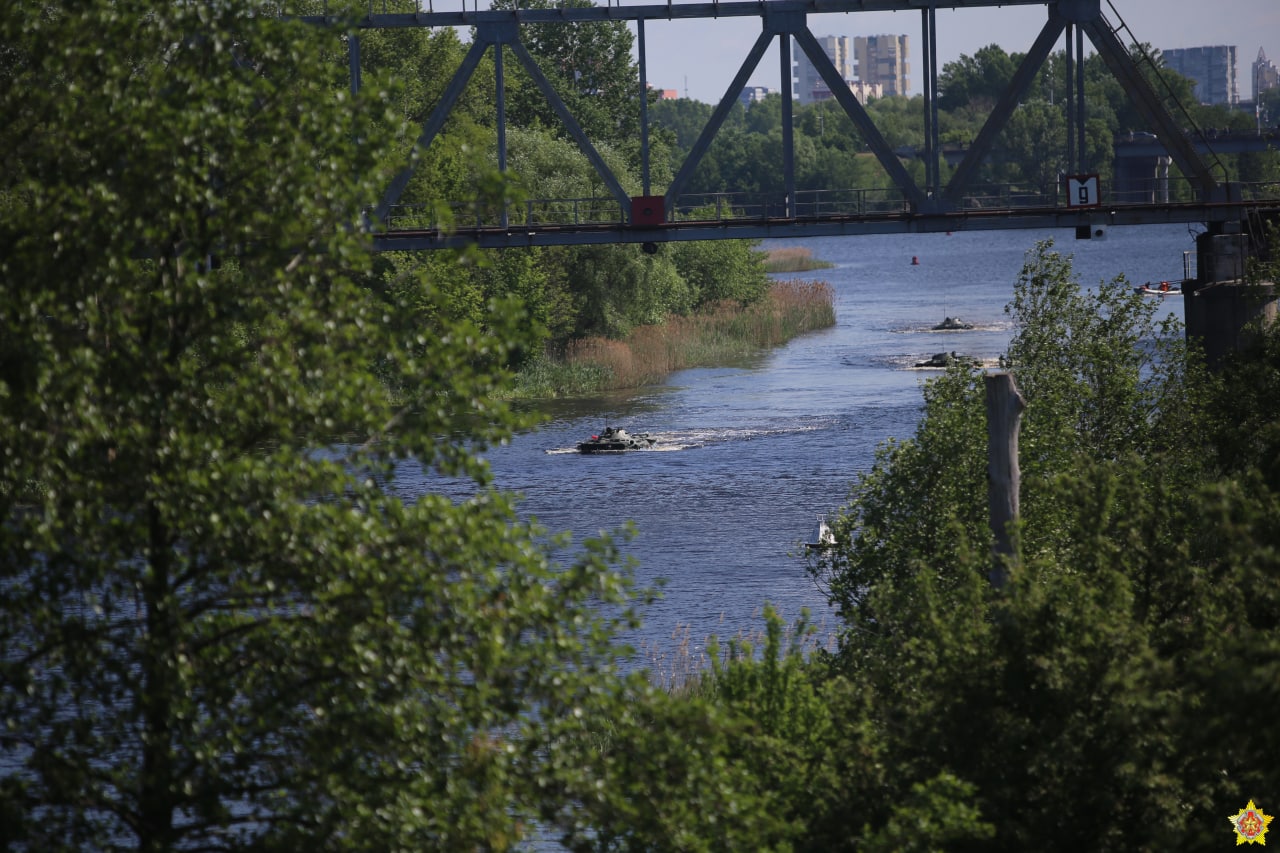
[[409, 224, 1194, 663]]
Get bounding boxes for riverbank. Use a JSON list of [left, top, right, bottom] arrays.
[[509, 278, 836, 398]]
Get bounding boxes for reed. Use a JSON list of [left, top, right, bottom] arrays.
[[523, 279, 835, 395], [640, 611, 837, 698], [763, 246, 835, 273]]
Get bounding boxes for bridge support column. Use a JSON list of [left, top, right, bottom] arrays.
[[1184, 223, 1277, 369]]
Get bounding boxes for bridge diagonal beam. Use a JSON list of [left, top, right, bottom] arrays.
[[1081, 13, 1219, 199], [793, 27, 927, 210], [943, 13, 1064, 206], [375, 37, 489, 222], [506, 40, 631, 212], [665, 30, 774, 212]]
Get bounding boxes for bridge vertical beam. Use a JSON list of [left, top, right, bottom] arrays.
[[943, 13, 1064, 206], [1064, 23, 1075, 174], [638, 19, 651, 197], [921, 5, 940, 207], [495, 42, 509, 230], [1075, 24, 1086, 171], [781, 33, 796, 218]]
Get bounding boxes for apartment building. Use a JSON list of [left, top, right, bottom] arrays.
[[792, 33, 906, 105], [1162, 45, 1238, 105], [854, 34, 910, 98]]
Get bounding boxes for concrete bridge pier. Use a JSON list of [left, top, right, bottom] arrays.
[[1183, 220, 1277, 369]]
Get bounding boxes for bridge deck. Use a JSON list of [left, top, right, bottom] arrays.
[[374, 188, 1280, 250]]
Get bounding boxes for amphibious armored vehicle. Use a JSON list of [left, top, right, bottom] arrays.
[[576, 427, 657, 454]]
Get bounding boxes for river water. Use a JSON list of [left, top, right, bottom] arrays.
[[416, 224, 1194, 661]]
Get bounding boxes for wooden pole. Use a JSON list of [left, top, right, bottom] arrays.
[[985, 372, 1026, 588]]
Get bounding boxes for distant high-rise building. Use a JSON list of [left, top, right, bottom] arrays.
[[1254, 47, 1280, 101], [792, 35, 854, 105], [1162, 45, 1238, 105], [854, 34, 910, 98], [739, 86, 776, 108], [791, 33, 905, 105]]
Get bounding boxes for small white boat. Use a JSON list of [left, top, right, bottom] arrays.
[[1135, 281, 1181, 296], [806, 516, 835, 549]]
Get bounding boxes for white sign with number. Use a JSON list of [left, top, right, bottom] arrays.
[[1066, 174, 1101, 208]]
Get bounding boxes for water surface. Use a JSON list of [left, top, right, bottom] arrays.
[[407, 224, 1195, 655]]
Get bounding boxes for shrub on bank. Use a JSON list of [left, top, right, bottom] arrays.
[[512, 279, 835, 397]]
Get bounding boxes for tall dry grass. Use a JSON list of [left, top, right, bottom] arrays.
[[763, 246, 835, 273], [564, 279, 836, 390]]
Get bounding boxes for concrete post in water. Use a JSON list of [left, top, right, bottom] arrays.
[[1184, 221, 1278, 370], [985, 372, 1026, 589]]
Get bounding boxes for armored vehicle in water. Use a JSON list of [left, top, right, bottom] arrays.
[[576, 427, 657, 454]]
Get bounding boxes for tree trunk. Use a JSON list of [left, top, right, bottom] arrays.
[[985, 372, 1026, 589]]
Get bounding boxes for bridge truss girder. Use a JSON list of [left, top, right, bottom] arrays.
[[304, 0, 1225, 246]]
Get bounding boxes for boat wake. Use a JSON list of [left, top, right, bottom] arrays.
[[545, 423, 830, 454]]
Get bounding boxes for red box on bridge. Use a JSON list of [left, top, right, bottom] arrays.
[[630, 196, 666, 227]]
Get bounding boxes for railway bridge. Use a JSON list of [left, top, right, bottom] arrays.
[[303, 0, 1280, 251], [302, 0, 1279, 358]]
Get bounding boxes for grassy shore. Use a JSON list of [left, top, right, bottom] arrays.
[[763, 247, 834, 273], [510, 279, 836, 399]]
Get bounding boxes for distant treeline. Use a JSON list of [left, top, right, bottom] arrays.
[[650, 44, 1280, 201]]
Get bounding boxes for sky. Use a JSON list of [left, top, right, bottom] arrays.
[[626, 0, 1280, 103]]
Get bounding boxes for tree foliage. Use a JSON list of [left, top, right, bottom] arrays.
[[938, 44, 1019, 112], [0, 1, 654, 848], [786, 239, 1280, 850], [653, 40, 1279, 199], [8, 1, 1278, 848]]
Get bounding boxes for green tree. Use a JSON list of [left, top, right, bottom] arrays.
[[815, 240, 1200, 618], [0, 1, 651, 848], [667, 237, 769, 308], [865, 94, 926, 150], [938, 44, 1018, 112], [563, 243, 695, 336], [650, 96, 718, 153], [798, 239, 1280, 850], [998, 100, 1066, 193]]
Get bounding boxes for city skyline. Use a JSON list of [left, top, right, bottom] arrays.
[[630, 0, 1278, 103]]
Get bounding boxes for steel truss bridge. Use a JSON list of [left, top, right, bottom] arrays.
[[303, 0, 1280, 251]]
